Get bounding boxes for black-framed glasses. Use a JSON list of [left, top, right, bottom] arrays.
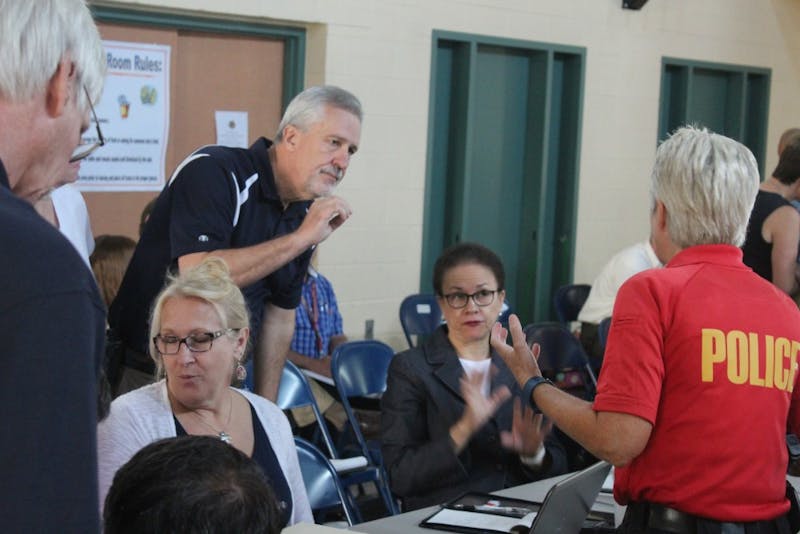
[[442, 289, 499, 309], [69, 85, 105, 163], [153, 329, 238, 355]]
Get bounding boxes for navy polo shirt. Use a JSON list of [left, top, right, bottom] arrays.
[[0, 159, 105, 531], [109, 138, 314, 361]]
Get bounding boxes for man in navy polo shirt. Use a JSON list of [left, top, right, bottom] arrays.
[[109, 85, 362, 401], [0, 1, 107, 530]]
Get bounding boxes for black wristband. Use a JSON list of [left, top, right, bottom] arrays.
[[522, 376, 553, 413]]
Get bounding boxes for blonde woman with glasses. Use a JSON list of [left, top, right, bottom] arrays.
[[98, 257, 311, 528]]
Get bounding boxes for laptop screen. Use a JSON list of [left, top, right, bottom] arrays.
[[529, 460, 612, 533]]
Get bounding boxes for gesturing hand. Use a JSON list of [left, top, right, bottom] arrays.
[[500, 398, 552, 455], [460, 369, 511, 432], [300, 196, 353, 246], [490, 314, 544, 388], [450, 367, 511, 453]]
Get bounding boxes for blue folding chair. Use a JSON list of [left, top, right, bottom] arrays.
[[331, 340, 399, 515], [553, 283, 592, 324], [294, 437, 358, 526], [277, 361, 386, 522], [523, 321, 597, 399], [277, 361, 339, 462], [497, 298, 513, 328], [524, 322, 599, 471], [399, 294, 442, 348]]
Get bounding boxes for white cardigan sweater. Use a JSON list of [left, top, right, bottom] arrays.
[[97, 380, 312, 525]]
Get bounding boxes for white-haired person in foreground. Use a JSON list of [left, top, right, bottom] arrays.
[[0, 0, 107, 531], [492, 126, 800, 533]]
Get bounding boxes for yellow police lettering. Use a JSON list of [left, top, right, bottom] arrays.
[[699, 329, 799, 392], [789, 342, 800, 392], [749, 332, 764, 387], [726, 331, 748, 384], [701, 329, 725, 382], [775, 337, 790, 390], [764, 335, 775, 388]]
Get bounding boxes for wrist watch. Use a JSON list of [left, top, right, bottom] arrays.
[[522, 376, 553, 413]]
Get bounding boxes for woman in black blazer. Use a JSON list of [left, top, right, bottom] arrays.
[[381, 243, 567, 511]]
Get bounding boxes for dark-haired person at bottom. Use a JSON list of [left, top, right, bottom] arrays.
[[104, 435, 282, 534], [492, 126, 800, 533], [381, 242, 567, 511]]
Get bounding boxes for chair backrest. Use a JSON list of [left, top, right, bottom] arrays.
[[399, 293, 442, 348], [332, 340, 395, 400], [497, 298, 513, 328], [553, 283, 592, 324], [331, 340, 395, 459], [293, 437, 357, 526], [523, 322, 597, 398], [276, 361, 338, 459]]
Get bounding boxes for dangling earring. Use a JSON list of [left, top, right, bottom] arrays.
[[235, 360, 247, 382]]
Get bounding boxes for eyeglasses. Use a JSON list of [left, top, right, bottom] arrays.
[[69, 85, 105, 163], [153, 329, 238, 355], [442, 289, 499, 309]]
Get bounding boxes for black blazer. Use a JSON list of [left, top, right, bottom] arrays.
[[380, 326, 568, 511]]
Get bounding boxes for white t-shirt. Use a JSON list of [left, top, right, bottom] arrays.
[[577, 239, 661, 324], [50, 184, 93, 266], [458, 357, 492, 397]]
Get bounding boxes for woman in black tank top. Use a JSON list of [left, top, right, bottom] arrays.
[[741, 140, 800, 295]]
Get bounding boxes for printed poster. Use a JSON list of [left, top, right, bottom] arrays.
[[76, 40, 170, 191]]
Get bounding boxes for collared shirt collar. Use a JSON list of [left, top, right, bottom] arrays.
[[250, 137, 311, 218], [666, 244, 744, 269]]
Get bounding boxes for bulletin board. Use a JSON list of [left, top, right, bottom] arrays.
[[83, 19, 288, 239]]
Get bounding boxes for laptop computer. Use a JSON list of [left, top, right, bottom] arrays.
[[528, 460, 612, 533], [420, 461, 613, 534]]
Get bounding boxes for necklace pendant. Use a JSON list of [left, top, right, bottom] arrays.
[[219, 431, 232, 443]]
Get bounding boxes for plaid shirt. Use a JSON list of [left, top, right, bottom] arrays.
[[290, 269, 344, 358]]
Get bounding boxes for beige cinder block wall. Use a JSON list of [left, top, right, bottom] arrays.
[[93, 0, 800, 350]]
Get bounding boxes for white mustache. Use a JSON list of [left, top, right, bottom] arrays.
[[321, 166, 344, 181]]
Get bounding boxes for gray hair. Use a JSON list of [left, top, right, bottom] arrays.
[[0, 0, 106, 109], [275, 85, 362, 141], [149, 258, 250, 379], [650, 126, 760, 248]]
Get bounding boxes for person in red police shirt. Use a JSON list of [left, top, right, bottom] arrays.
[[492, 126, 800, 534]]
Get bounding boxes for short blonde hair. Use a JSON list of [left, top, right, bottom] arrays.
[[148, 257, 250, 379]]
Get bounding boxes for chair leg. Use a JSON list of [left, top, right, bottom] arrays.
[[343, 487, 363, 524], [376, 468, 399, 515]]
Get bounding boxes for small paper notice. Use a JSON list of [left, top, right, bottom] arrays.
[[215, 110, 248, 148]]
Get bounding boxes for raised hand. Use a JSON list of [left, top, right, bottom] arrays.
[[299, 196, 353, 246], [449, 367, 511, 453], [461, 369, 511, 432], [490, 314, 543, 388], [500, 398, 553, 455]]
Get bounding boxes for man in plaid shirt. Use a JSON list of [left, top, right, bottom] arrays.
[[288, 251, 349, 432]]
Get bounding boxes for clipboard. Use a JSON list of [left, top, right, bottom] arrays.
[[419, 492, 540, 534]]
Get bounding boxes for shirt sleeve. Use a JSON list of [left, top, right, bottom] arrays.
[[267, 247, 313, 310], [592, 274, 665, 424], [168, 154, 238, 260]]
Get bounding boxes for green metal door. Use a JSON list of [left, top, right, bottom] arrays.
[[421, 32, 585, 324]]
